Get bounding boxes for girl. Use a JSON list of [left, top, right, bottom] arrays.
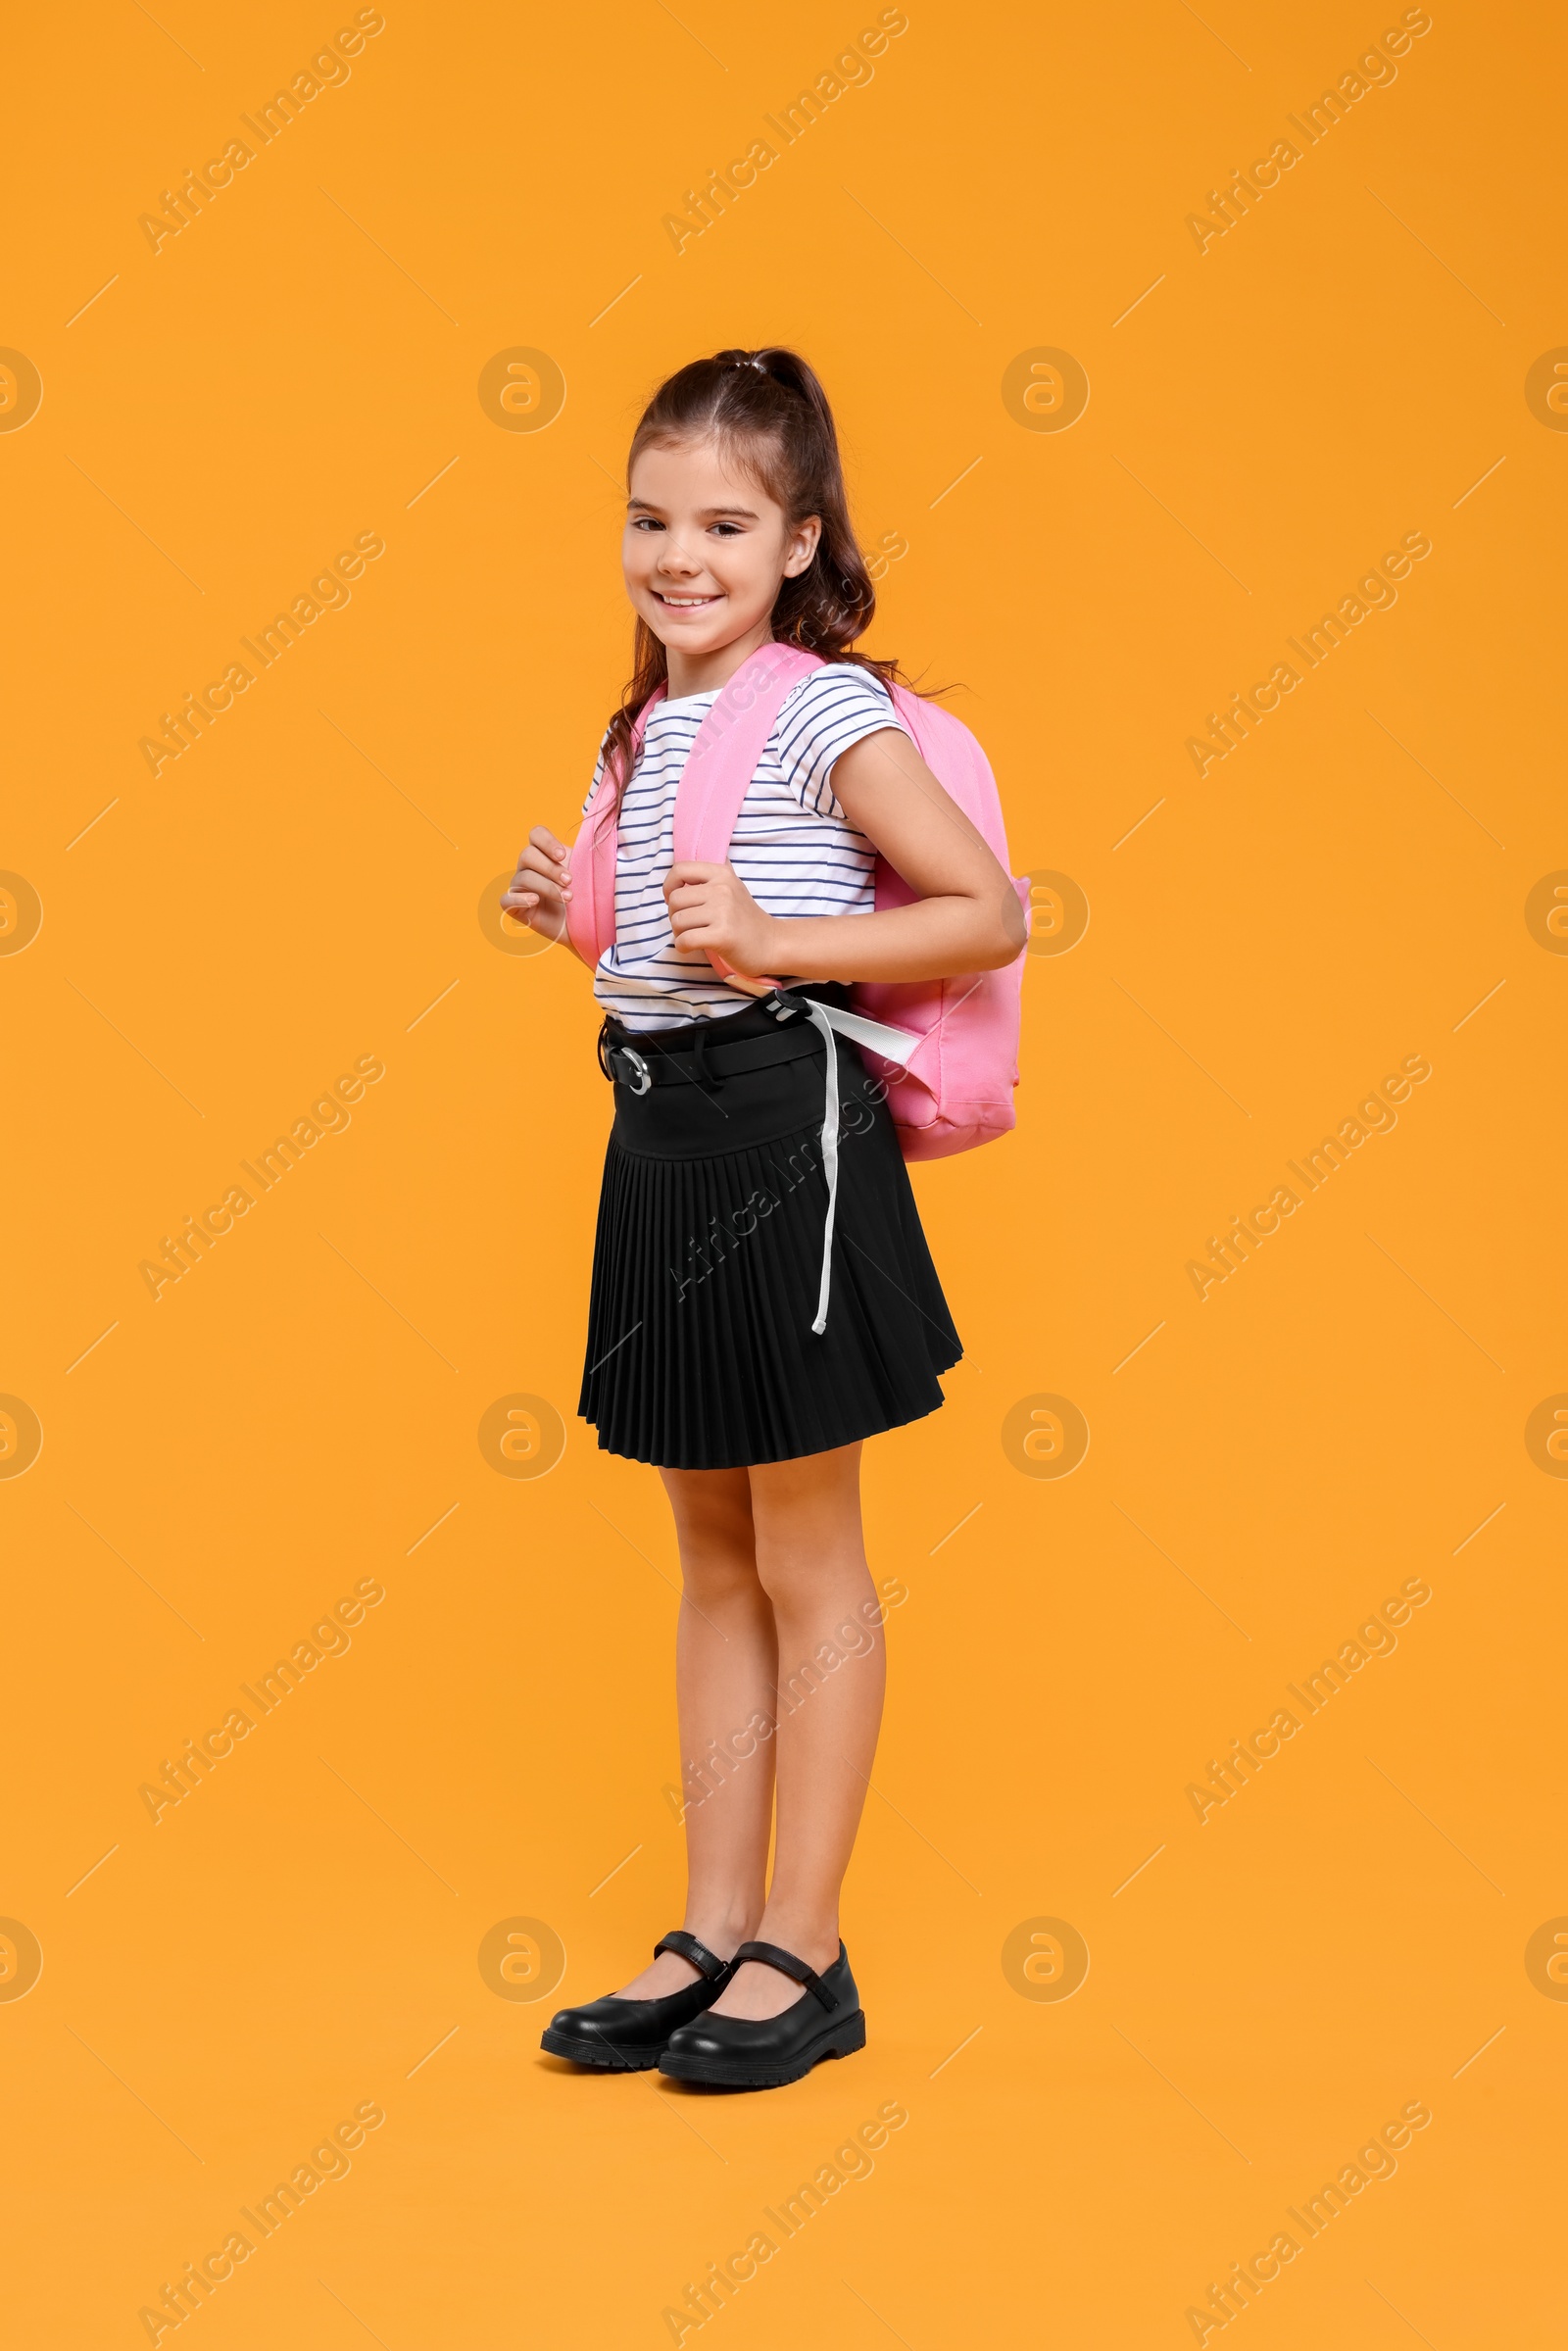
[[505, 348, 1018, 2089]]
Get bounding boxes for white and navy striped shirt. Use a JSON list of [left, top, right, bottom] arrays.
[[584, 663, 908, 1030]]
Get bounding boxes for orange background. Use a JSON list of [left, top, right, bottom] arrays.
[[4, 0, 1565, 2341]]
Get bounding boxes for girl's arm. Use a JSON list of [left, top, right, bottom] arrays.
[[664, 725, 1024, 984]]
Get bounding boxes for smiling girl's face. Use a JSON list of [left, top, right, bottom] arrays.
[[622, 436, 820, 690]]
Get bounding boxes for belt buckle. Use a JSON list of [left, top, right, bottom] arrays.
[[614, 1045, 653, 1095]]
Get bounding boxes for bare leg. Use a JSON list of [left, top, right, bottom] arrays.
[[708, 1441, 886, 2020], [616, 1465, 775, 1997]]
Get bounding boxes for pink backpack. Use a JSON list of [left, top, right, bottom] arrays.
[[567, 642, 1029, 1159]]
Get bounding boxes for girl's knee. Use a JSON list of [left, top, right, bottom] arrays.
[[751, 1535, 858, 1608], [681, 1543, 761, 1608]]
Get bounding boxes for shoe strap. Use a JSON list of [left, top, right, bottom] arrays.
[[733, 1938, 839, 2011], [654, 1930, 729, 1984]]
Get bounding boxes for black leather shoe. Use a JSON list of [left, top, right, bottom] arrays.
[[659, 1939, 864, 2088], [540, 1932, 734, 2071]]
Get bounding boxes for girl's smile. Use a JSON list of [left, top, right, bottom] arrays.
[[622, 438, 820, 696]]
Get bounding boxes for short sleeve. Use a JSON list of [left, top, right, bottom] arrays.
[[771, 665, 910, 819]]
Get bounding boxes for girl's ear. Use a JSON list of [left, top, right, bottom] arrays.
[[782, 514, 822, 577]]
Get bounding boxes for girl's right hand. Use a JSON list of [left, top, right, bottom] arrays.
[[501, 827, 574, 947]]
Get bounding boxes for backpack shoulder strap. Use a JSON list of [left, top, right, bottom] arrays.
[[672, 643, 822, 868], [565, 687, 664, 966]]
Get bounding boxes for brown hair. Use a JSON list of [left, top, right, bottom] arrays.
[[601, 346, 918, 805]]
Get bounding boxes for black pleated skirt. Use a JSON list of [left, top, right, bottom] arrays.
[[578, 985, 962, 1470]]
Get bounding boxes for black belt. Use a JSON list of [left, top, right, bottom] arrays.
[[597, 989, 829, 1097]]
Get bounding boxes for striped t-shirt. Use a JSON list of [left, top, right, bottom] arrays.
[[583, 662, 908, 1031]]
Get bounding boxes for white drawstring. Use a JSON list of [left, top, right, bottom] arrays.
[[796, 1002, 922, 1335]]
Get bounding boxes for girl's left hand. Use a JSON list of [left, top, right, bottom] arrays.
[[663, 861, 780, 980]]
